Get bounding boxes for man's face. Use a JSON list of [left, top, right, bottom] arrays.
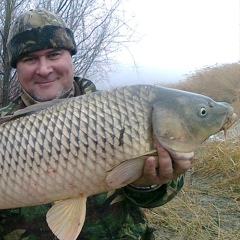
[[17, 49, 74, 101]]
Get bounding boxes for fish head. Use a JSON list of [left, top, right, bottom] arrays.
[[152, 88, 238, 159]]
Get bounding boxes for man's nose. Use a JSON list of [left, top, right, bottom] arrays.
[[36, 58, 53, 76]]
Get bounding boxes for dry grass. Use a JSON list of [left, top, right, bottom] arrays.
[[146, 62, 240, 239], [170, 62, 240, 104]]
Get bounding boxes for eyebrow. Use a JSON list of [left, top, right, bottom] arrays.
[[26, 49, 62, 57]]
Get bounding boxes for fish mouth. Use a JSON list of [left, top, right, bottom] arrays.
[[222, 113, 238, 136]]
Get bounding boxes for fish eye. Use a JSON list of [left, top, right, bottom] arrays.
[[198, 107, 207, 116]]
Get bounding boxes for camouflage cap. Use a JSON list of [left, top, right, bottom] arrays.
[[7, 9, 77, 68]]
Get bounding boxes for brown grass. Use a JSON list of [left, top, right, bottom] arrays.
[[146, 62, 240, 239], [170, 62, 240, 104]]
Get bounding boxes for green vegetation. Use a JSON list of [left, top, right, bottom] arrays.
[[147, 62, 240, 239]]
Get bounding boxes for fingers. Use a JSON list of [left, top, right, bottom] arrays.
[[135, 144, 176, 186], [155, 141, 174, 180], [131, 140, 194, 187], [155, 140, 193, 179], [143, 156, 158, 179], [132, 156, 158, 186], [172, 158, 192, 176]]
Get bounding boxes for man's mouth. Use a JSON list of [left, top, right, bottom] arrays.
[[36, 79, 56, 86]]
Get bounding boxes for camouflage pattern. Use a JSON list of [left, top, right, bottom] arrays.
[[0, 79, 185, 239], [7, 9, 77, 68], [74, 77, 97, 95]]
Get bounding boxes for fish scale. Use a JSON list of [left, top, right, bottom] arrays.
[[0, 85, 151, 208], [0, 84, 237, 240]]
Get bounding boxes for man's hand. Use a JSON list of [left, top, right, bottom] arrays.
[[132, 140, 194, 187]]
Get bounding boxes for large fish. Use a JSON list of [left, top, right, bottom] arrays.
[[0, 84, 237, 239]]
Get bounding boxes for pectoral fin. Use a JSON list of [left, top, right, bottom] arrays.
[[46, 196, 87, 240], [106, 152, 156, 188]]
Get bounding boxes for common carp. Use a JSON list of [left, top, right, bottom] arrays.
[[0, 84, 237, 239]]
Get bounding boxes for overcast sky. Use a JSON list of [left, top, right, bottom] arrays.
[[96, 0, 240, 90]]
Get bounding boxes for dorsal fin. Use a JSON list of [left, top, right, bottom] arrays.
[[0, 99, 64, 124]]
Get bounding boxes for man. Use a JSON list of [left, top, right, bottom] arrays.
[[0, 9, 193, 239]]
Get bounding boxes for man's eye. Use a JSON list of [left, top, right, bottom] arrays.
[[49, 52, 61, 59], [23, 57, 36, 62]]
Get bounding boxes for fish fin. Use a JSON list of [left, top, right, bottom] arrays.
[[0, 99, 64, 124], [46, 196, 87, 240], [106, 156, 147, 188]]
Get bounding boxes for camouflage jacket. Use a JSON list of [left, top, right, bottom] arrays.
[[0, 78, 185, 240]]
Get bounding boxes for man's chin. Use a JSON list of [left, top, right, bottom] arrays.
[[33, 89, 72, 102]]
